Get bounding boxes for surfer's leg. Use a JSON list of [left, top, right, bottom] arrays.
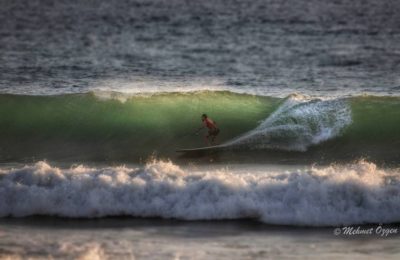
[[211, 135, 216, 144], [204, 134, 210, 145], [210, 129, 219, 144]]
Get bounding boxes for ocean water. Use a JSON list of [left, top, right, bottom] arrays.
[[1, 0, 400, 259], [1, 217, 399, 260], [1, 0, 400, 96]]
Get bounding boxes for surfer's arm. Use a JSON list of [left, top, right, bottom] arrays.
[[198, 121, 208, 130], [196, 126, 205, 132]]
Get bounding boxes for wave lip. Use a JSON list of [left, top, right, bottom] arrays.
[[1, 160, 399, 226]]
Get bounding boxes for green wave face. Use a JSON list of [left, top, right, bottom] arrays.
[[0, 91, 399, 164], [0, 91, 279, 162], [335, 96, 400, 161]]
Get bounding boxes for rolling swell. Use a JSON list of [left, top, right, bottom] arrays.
[[0, 91, 277, 162], [0, 91, 399, 163]]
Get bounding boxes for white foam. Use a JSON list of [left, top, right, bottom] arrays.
[[92, 77, 229, 97], [225, 94, 352, 151], [0, 160, 399, 226]]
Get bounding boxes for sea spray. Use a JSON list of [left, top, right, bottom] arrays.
[[225, 94, 352, 151]]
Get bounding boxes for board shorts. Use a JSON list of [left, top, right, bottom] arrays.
[[208, 128, 220, 137]]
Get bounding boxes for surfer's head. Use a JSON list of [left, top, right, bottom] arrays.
[[201, 114, 207, 120]]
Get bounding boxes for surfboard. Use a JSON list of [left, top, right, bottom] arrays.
[[176, 144, 224, 153]]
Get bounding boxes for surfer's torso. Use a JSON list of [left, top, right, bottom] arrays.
[[203, 118, 217, 130]]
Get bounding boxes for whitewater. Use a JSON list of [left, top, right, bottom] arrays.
[[1, 160, 399, 226]]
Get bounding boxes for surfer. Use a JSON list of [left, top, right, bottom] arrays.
[[198, 114, 220, 145]]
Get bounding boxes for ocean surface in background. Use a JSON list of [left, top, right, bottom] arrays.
[[1, 0, 400, 259], [1, 0, 400, 97]]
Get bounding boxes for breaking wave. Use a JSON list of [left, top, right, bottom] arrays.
[[1, 160, 399, 226], [0, 91, 399, 163]]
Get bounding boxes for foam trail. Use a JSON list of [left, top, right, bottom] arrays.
[[225, 95, 352, 151], [1, 160, 399, 226]]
